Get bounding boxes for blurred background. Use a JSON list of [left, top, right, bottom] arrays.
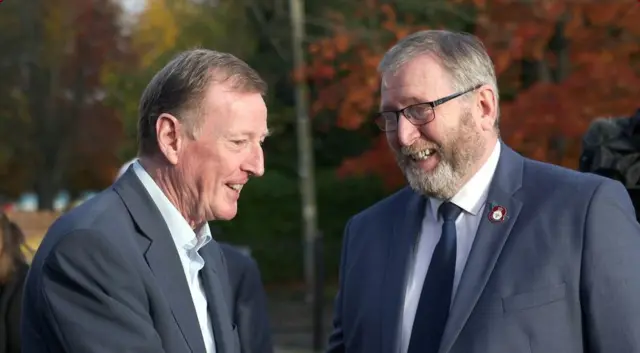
[[0, 0, 639, 352]]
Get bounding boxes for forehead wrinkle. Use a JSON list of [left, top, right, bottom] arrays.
[[381, 78, 430, 107], [381, 55, 454, 102]]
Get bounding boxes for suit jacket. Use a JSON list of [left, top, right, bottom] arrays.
[[0, 262, 28, 353], [21, 168, 240, 353], [327, 143, 640, 353], [219, 243, 274, 353]]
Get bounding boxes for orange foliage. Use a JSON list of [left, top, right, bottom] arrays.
[[308, 0, 640, 184], [337, 135, 405, 186], [476, 2, 640, 168], [306, 1, 423, 188]]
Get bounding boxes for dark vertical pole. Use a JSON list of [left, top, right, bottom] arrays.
[[312, 231, 325, 352]]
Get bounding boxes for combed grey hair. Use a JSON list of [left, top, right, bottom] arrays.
[[378, 30, 500, 128], [138, 49, 267, 156]]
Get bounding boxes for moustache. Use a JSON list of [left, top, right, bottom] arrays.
[[400, 144, 442, 156]]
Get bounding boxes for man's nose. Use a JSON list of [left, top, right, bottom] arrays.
[[243, 145, 265, 177], [396, 114, 420, 147]]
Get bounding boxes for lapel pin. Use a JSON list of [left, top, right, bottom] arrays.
[[488, 205, 507, 223]]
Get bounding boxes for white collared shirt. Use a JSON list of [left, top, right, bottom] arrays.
[[399, 141, 501, 353], [133, 161, 216, 353]]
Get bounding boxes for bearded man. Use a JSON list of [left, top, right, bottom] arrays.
[[326, 30, 640, 353]]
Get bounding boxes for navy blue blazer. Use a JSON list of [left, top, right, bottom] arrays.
[[21, 168, 240, 353], [328, 143, 640, 353], [219, 243, 273, 353]]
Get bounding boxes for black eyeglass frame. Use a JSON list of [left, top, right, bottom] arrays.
[[374, 84, 483, 132]]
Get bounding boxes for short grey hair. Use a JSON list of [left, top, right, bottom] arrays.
[[379, 30, 500, 127], [138, 49, 267, 156]]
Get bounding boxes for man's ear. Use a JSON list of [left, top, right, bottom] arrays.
[[156, 113, 184, 165], [476, 85, 497, 132]]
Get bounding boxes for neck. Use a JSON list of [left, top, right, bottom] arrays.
[[138, 156, 202, 229]]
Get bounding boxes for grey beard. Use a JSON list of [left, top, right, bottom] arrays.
[[401, 157, 461, 199], [394, 109, 486, 200]]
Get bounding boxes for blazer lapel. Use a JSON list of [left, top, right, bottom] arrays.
[[439, 143, 524, 353], [114, 168, 206, 353], [200, 240, 237, 353], [380, 190, 427, 353]]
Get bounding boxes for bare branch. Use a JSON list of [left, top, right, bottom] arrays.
[[245, 0, 289, 62]]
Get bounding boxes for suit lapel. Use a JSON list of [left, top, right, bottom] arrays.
[[200, 240, 237, 353], [439, 143, 524, 353], [114, 168, 206, 353], [380, 190, 427, 353]]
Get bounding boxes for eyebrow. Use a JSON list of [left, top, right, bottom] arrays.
[[380, 96, 423, 111], [231, 129, 271, 139]]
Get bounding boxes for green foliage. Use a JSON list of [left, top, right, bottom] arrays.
[[177, 2, 258, 58], [212, 168, 390, 283], [102, 64, 148, 160]]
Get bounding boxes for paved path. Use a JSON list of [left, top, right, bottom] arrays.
[[268, 290, 335, 353]]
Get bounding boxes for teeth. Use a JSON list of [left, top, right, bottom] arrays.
[[228, 184, 243, 191], [412, 149, 434, 160]]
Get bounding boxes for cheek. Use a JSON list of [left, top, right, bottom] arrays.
[[416, 123, 445, 145], [207, 152, 244, 187], [185, 145, 224, 188]]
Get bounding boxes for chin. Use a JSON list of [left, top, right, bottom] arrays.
[[212, 204, 238, 221]]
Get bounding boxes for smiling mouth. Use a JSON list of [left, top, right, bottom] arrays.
[[226, 184, 244, 192], [410, 149, 436, 161]]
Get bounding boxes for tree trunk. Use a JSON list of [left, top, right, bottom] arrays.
[[550, 12, 571, 82], [35, 177, 57, 210], [548, 12, 571, 162], [22, 0, 59, 210]]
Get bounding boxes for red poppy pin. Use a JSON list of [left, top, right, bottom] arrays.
[[488, 205, 507, 223]]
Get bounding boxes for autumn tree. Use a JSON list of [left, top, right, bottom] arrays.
[[0, 0, 130, 208], [468, 1, 640, 168], [307, 0, 640, 187], [306, 0, 471, 188]]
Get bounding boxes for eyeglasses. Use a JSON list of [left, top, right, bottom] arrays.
[[374, 85, 482, 132]]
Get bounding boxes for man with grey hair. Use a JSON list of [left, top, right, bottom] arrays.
[[328, 30, 640, 353], [22, 49, 269, 353]]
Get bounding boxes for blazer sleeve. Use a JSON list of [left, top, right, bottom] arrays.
[[235, 256, 274, 353], [39, 229, 166, 353], [581, 179, 640, 352], [326, 217, 354, 353]]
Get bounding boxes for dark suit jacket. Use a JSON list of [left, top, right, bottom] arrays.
[[21, 168, 241, 353], [327, 143, 640, 353], [0, 262, 28, 353], [219, 243, 273, 353]]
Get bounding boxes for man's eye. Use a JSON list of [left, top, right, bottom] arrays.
[[408, 105, 433, 119], [233, 140, 248, 146]]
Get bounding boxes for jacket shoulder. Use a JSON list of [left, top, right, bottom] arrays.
[[522, 157, 612, 194], [349, 186, 414, 224]]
